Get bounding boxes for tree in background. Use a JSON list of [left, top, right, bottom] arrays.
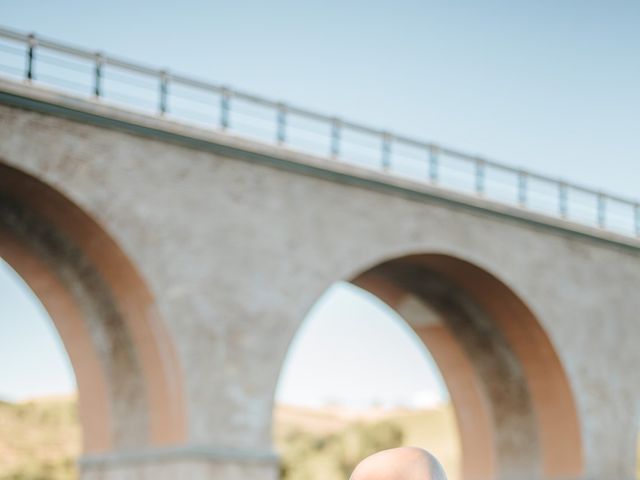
[[279, 421, 403, 480]]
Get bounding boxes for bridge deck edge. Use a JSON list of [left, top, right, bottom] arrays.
[[0, 78, 638, 255]]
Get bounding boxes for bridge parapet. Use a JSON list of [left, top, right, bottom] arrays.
[[0, 25, 638, 240]]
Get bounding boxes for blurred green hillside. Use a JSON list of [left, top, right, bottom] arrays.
[[274, 404, 460, 480], [0, 396, 79, 480], [0, 396, 460, 480], [2, 396, 640, 479]]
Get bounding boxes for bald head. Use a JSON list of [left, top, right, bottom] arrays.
[[349, 447, 447, 480]]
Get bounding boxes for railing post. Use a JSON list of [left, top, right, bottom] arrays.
[[559, 182, 569, 219], [159, 71, 169, 115], [518, 170, 528, 207], [475, 158, 486, 195], [276, 103, 287, 145], [429, 145, 439, 183], [381, 132, 392, 170], [220, 88, 230, 130], [94, 52, 103, 98], [331, 118, 341, 159], [25, 33, 36, 80], [597, 194, 606, 229]]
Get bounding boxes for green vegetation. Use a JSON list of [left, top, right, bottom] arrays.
[[0, 458, 75, 480], [0, 397, 460, 480], [0, 397, 79, 480], [4, 396, 640, 480], [274, 405, 460, 480], [278, 420, 403, 480]]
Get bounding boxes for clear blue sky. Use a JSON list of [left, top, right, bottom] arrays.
[[0, 260, 76, 401], [0, 1, 638, 405], [276, 282, 446, 408]]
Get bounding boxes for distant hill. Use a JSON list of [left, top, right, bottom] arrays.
[[274, 403, 460, 480], [0, 395, 79, 479], [9, 397, 637, 480], [0, 396, 460, 480]]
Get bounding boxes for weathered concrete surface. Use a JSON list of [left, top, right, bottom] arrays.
[[1, 79, 640, 480], [80, 456, 278, 480]]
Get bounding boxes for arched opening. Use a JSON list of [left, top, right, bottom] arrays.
[[0, 162, 187, 471], [274, 253, 584, 480], [274, 281, 461, 480], [0, 257, 79, 478]]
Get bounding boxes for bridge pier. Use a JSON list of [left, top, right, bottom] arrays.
[[79, 448, 279, 480]]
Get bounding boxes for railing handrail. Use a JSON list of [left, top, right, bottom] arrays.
[[0, 25, 638, 236]]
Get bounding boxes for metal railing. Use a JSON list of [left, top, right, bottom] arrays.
[[0, 26, 638, 239]]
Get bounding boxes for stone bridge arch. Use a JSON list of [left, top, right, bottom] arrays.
[[0, 162, 186, 454], [275, 251, 584, 480]]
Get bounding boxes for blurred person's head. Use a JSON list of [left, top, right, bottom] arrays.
[[350, 447, 447, 480]]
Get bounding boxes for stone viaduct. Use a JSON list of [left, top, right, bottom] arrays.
[[1, 77, 639, 480]]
